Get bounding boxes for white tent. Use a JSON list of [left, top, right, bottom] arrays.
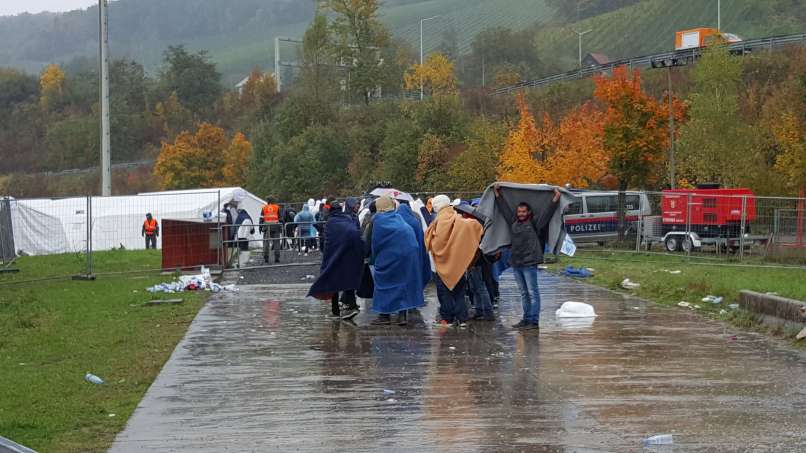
[[9, 187, 265, 256]]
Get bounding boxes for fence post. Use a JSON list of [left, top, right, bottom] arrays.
[[739, 195, 747, 259], [87, 195, 93, 276], [217, 190, 222, 271], [685, 193, 693, 257], [635, 200, 643, 253]]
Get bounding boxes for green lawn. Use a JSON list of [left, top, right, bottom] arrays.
[[549, 250, 806, 336], [0, 251, 207, 452]]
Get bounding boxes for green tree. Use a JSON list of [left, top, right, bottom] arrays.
[[0, 68, 38, 109], [447, 119, 506, 191], [677, 45, 753, 187], [376, 117, 422, 190], [44, 116, 99, 170], [319, 0, 391, 104], [266, 125, 351, 200], [416, 133, 450, 191], [159, 45, 222, 115], [300, 13, 337, 102]]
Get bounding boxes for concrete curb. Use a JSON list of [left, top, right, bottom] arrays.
[[739, 290, 806, 338], [0, 436, 37, 453]]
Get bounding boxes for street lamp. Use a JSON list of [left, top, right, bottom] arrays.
[[420, 15, 440, 100], [574, 28, 593, 69]]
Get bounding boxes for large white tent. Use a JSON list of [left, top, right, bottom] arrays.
[[9, 188, 265, 256]]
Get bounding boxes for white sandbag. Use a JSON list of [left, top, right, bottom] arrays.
[[555, 301, 598, 318]]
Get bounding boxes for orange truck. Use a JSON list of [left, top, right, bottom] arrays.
[[675, 28, 742, 50]]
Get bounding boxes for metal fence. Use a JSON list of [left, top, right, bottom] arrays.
[[565, 191, 806, 262], [2, 189, 804, 285]]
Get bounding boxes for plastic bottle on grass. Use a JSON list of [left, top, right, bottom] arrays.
[[85, 373, 105, 385], [643, 434, 673, 446]]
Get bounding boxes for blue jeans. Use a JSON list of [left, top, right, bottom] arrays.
[[435, 275, 468, 323], [512, 266, 541, 324], [467, 266, 493, 318]]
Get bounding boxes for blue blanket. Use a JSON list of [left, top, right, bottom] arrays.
[[371, 211, 425, 314], [308, 211, 364, 299], [398, 204, 433, 291]]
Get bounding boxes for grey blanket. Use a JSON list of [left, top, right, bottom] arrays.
[[476, 183, 577, 256]]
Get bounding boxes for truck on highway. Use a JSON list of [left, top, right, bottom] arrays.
[[675, 28, 743, 50]]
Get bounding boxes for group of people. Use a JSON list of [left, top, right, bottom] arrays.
[[307, 185, 562, 331]]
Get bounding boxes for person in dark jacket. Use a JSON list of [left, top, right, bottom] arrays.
[[309, 198, 363, 320], [494, 185, 560, 330]]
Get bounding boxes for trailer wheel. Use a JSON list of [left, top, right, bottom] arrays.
[[682, 236, 694, 253], [665, 236, 680, 252]]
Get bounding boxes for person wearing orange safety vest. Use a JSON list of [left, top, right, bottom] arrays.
[[142, 213, 159, 250], [260, 197, 283, 264]]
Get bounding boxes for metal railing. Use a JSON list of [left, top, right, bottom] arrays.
[[565, 191, 806, 264], [494, 32, 806, 95]]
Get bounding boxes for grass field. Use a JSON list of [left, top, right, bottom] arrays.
[[549, 250, 806, 337], [0, 251, 207, 452]]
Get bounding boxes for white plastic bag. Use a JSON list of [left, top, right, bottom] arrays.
[[555, 301, 597, 318]]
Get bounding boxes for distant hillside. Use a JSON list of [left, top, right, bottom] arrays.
[[0, 0, 556, 83], [0, 0, 803, 83], [533, 0, 806, 71]]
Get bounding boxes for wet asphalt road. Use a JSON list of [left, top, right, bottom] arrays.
[[109, 271, 806, 452]]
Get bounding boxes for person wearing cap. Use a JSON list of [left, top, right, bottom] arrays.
[[369, 196, 424, 326], [142, 213, 159, 249], [425, 195, 483, 328]]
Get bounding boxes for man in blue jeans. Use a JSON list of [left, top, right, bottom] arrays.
[[494, 185, 561, 330]]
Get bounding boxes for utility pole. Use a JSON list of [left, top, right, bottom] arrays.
[[99, 0, 111, 196], [667, 66, 676, 189], [575, 29, 593, 69], [274, 37, 281, 93], [718, 0, 721, 30], [419, 16, 439, 100]]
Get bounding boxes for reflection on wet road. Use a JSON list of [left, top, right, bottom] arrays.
[[110, 272, 806, 452]]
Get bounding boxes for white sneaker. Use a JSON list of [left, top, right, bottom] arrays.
[[302, 246, 308, 253]]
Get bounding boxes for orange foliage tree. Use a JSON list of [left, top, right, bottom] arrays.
[[39, 63, 65, 110], [497, 93, 551, 183], [594, 66, 672, 191], [498, 95, 608, 188], [547, 102, 608, 188], [154, 123, 252, 189], [594, 66, 674, 238]]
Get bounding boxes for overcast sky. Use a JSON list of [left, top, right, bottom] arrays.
[[0, 0, 98, 16]]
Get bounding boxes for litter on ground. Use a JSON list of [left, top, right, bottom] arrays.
[[562, 266, 593, 278], [702, 295, 724, 304], [555, 301, 597, 318], [620, 278, 640, 290], [678, 301, 691, 308], [146, 267, 238, 294]]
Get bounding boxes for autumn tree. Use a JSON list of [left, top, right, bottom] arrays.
[[403, 52, 458, 96], [547, 103, 608, 188], [39, 64, 65, 110], [594, 66, 672, 239], [154, 91, 193, 139], [240, 67, 277, 112], [497, 93, 552, 183], [154, 123, 252, 189]]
